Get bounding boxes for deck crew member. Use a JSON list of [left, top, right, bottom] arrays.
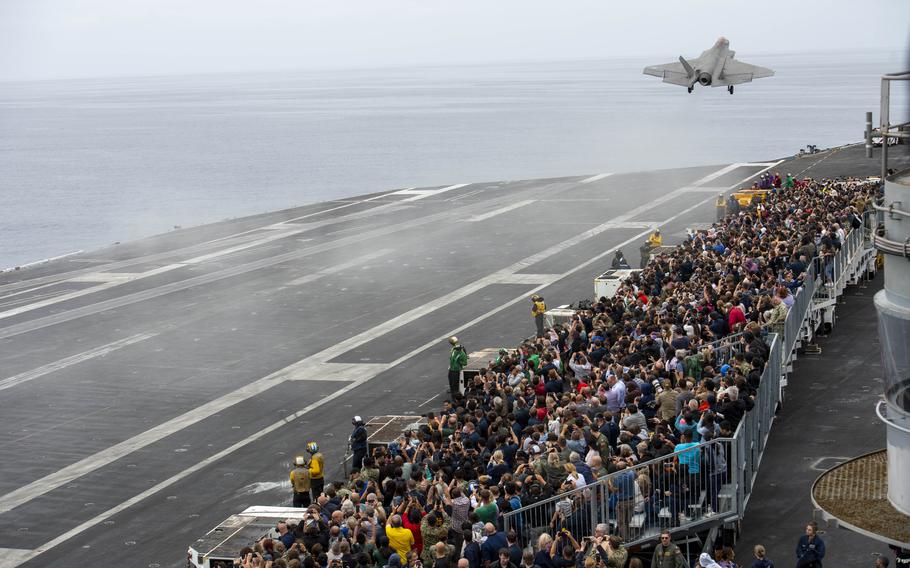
[[350, 415, 368, 471], [530, 295, 547, 338], [639, 240, 652, 269], [448, 336, 468, 396], [306, 441, 324, 501], [290, 455, 312, 507], [648, 228, 663, 248], [611, 250, 631, 269]]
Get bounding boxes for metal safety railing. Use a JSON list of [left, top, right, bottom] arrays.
[[699, 331, 747, 367], [502, 439, 740, 548], [814, 226, 866, 301], [503, 219, 878, 547], [783, 266, 816, 362]]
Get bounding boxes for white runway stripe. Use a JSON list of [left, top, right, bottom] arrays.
[[391, 184, 470, 202], [468, 200, 536, 222], [0, 333, 157, 392], [690, 163, 742, 185], [579, 173, 613, 184], [287, 249, 394, 286]]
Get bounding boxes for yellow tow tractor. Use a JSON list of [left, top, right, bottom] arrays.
[[730, 188, 771, 207]]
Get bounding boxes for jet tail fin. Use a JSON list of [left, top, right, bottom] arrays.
[[678, 56, 695, 77]]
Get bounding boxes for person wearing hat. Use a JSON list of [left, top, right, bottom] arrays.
[[387, 552, 405, 568], [350, 416, 368, 471], [530, 295, 547, 338], [447, 337, 468, 396], [648, 228, 662, 249], [290, 455, 312, 507], [306, 441, 325, 502]]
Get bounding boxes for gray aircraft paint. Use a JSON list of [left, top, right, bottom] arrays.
[[644, 37, 774, 92]]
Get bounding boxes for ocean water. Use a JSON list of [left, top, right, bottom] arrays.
[[0, 49, 907, 269]]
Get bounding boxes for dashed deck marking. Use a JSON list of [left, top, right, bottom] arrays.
[[0, 333, 157, 392]]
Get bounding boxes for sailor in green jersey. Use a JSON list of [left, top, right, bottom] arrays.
[[448, 336, 468, 396]]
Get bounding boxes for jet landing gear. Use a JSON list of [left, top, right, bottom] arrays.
[[728, 85, 734, 94], [688, 86, 693, 93]]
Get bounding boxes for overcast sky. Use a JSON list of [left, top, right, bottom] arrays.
[[1, 0, 908, 81]]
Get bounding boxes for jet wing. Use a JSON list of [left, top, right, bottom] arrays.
[[643, 61, 690, 86], [719, 58, 774, 85]]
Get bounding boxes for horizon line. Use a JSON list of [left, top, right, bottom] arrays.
[[1, 46, 906, 85]]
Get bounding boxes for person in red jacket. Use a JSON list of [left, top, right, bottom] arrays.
[[727, 298, 746, 332]]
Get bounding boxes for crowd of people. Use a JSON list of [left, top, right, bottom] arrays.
[[233, 176, 881, 568]]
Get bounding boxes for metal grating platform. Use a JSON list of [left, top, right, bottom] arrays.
[[812, 449, 910, 547]]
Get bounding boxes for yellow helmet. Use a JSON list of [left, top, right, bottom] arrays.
[[448, 336, 459, 346], [306, 441, 319, 454]]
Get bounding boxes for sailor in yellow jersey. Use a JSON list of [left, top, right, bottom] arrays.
[[648, 228, 663, 249], [530, 295, 547, 338], [290, 455, 312, 507], [306, 441, 324, 502]]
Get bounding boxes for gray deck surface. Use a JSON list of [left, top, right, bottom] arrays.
[[0, 142, 907, 567]]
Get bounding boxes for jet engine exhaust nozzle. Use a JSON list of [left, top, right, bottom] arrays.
[[698, 72, 712, 86]]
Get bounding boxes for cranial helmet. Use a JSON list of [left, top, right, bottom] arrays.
[[448, 336, 459, 346], [307, 441, 319, 454]]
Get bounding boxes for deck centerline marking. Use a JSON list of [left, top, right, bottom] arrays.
[[286, 249, 394, 286], [467, 200, 536, 222], [401, 183, 470, 202], [579, 173, 613, 184], [0, 333, 157, 393]]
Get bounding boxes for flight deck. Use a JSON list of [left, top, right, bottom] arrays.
[[0, 142, 908, 567]]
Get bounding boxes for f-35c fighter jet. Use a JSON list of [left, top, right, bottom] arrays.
[[643, 37, 774, 94]]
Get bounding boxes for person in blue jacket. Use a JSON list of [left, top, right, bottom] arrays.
[[795, 521, 825, 567], [350, 415, 368, 471]]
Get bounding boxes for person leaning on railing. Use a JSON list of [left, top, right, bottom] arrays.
[[761, 296, 788, 337], [608, 460, 636, 541]]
